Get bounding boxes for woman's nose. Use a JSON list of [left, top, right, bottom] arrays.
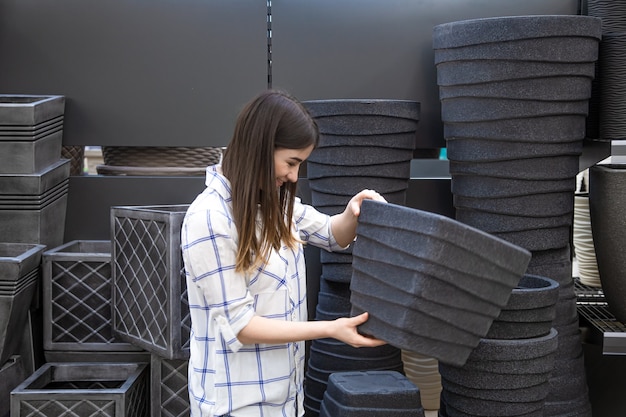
[[287, 167, 299, 182]]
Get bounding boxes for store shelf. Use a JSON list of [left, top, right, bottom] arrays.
[[576, 279, 626, 355]]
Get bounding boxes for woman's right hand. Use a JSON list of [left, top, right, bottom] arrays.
[[330, 312, 388, 348]]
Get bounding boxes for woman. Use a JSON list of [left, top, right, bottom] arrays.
[[181, 89, 386, 417]]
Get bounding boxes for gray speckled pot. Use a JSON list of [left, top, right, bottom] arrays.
[[432, 15, 601, 56], [304, 99, 420, 136], [453, 192, 574, 217], [486, 274, 559, 340], [307, 146, 414, 166], [589, 163, 626, 322], [491, 226, 571, 252], [450, 175, 576, 198], [448, 156, 580, 180], [454, 207, 573, 232], [443, 115, 586, 143], [350, 201, 531, 366], [445, 138, 583, 163], [307, 160, 411, 179], [350, 256, 504, 317]]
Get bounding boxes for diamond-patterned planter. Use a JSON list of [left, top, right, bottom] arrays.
[[10, 362, 149, 417], [150, 355, 189, 417], [42, 240, 140, 352], [111, 205, 191, 360]]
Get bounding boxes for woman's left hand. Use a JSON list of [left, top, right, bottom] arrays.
[[331, 189, 387, 247], [346, 189, 387, 217]]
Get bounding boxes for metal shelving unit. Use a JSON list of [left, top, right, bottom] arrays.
[[576, 279, 626, 355]]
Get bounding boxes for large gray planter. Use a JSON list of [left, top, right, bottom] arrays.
[[589, 163, 626, 322], [111, 205, 191, 360], [350, 200, 531, 366]]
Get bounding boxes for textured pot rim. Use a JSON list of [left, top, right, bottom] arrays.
[[433, 15, 602, 49], [358, 200, 531, 274]]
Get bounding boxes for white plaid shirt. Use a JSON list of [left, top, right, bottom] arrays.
[[181, 165, 343, 417]]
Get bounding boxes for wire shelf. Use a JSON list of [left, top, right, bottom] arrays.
[[575, 279, 626, 355]]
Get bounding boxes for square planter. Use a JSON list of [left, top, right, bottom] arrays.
[[111, 205, 191, 360], [0, 95, 65, 126], [150, 355, 189, 417], [0, 159, 70, 249], [0, 129, 64, 174], [42, 240, 140, 352], [10, 362, 148, 417]]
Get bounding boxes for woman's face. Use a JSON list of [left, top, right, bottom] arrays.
[[274, 146, 314, 188]]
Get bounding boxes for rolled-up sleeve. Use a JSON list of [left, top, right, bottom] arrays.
[[293, 198, 348, 252], [181, 206, 255, 353]]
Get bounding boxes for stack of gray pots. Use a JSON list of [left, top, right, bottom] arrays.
[[433, 15, 602, 417], [0, 95, 69, 249], [438, 274, 560, 417], [302, 99, 419, 417]]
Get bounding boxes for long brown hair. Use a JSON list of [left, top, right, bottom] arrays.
[[222, 89, 319, 272]]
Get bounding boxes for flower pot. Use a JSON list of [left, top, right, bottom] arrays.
[[589, 163, 626, 322]]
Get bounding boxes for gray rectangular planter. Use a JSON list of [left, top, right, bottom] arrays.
[[111, 205, 191, 360], [42, 240, 141, 352], [150, 354, 189, 417], [0, 159, 70, 249], [0, 95, 65, 126], [0, 129, 64, 174], [10, 362, 149, 417]]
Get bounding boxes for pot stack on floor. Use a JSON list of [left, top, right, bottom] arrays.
[[433, 14, 602, 416]]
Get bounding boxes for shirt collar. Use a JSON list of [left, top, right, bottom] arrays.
[[205, 164, 232, 200]]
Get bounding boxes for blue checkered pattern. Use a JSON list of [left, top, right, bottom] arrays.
[[181, 166, 343, 417]]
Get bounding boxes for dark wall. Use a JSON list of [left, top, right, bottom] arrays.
[[0, 0, 268, 147], [0, 0, 580, 149]]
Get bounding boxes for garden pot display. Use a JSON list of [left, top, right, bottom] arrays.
[[319, 371, 425, 417], [349, 200, 531, 366], [589, 164, 626, 322], [111, 205, 191, 360]]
